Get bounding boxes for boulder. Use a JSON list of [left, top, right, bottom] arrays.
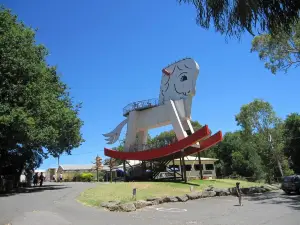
[[213, 188, 230, 196], [150, 197, 164, 205], [147, 197, 161, 201], [204, 185, 214, 191], [163, 196, 178, 203], [202, 190, 216, 198], [176, 195, 189, 202], [228, 187, 237, 195], [134, 200, 152, 209], [241, 188, 250, 195], [108, 204, 120, 211], [119, 203, 136, 212], [100, 201, 121, 208], [248, 187, 263, 194], [263, 186, 273, 192], [186, 192, 202, 200]]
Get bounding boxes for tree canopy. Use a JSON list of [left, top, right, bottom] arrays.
[[178, 0, 300, 39], [251, 21, 300, 74], [284, 113, 300, 173], [0, 7, 84, 178]]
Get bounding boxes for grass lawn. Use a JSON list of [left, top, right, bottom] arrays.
[[77, 179, 263, 207]]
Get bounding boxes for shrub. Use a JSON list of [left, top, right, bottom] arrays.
[[79, 173, 94, 182], [72, 173, 81, 182]]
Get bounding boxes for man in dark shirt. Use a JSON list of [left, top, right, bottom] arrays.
[[236, 182, 242, 206]]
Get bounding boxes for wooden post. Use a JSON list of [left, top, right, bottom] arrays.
[[150, 161, 153, 180], [172, 158, 176, 180], [197, 152, 203, 180], [181, 151, 187, 183], [179, 157, 183, 181], [123, 160, 126, 182]]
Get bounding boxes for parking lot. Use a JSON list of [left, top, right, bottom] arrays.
[[1, 182, 299, 225]]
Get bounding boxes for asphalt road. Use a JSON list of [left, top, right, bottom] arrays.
[[0, 182, 299, 225]]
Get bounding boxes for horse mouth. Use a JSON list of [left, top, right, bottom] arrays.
[[174, 84, 190, 96]]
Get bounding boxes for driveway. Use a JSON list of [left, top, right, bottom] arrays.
[[0, 182, 299, 225]]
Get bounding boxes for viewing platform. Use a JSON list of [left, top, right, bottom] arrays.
[[123, 98, 159, 116]]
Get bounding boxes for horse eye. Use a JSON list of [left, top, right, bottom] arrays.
[[180, 75, 187, 82]]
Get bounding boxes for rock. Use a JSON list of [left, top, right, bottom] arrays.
[[202, 190, 216, 198], [163, 196, 178, 202], [186, 192, 202, 200], [204, 185, 214, 191], [213, 188, 230, 196], [228, 187, 237, 195], [249, 187, 262, 194], [147, 197, 161, 201], [176, 195, 188, 202], [119, 203, 136, 212], [100, 201, 121, 208], [150, 197, 163, 205], [108, 204, 120, 211], [262, 185, 273, 192], [241, 188, 250, 195], [134, 200, 152, 209]]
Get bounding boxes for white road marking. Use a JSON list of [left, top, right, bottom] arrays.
[[155, 207, 187, 212]]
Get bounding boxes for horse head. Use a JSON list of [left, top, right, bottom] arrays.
[[159, 58, 199, 104]]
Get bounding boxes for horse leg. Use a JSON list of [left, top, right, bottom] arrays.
[[136, 129, 148, 151], [181, 119, 195, 135], [168, 100, 187, 141], [124, 111, 138, 152]]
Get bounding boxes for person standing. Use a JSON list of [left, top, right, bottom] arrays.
[[236, 182, 242, 206], [33, 173, 38, 186], [59, 173, 63, 182], [39, 172, 44, 187]]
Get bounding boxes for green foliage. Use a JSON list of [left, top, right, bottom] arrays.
[[235, 99, 290, 183], [178, 0, 300, 39], [72, 173, 94, 182], [80, 173, 94, 182], [235, 99, 280, 136], [284, 113, 300, 173], [0, 7, 84, 177], [251, 21, 300, 74], [207, 131, 265, 180]]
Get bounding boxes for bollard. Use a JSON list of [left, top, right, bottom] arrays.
[[190, 185, 194, 192], [132, 188, 137, 200]]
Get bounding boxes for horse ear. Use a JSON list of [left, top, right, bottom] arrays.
[[162, 68, 171, 76]]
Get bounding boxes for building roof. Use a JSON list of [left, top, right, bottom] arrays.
[[59, 164, 95, 171]]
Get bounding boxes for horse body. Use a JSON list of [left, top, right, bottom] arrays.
[[103, 58, 200, 152]]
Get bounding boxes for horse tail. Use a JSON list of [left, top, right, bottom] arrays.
[[103, 118, 128, 144]]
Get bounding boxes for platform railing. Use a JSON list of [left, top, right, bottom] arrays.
[[123, 98, 159, 116]]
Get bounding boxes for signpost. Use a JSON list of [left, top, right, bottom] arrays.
[[132, 188, 137, 200]]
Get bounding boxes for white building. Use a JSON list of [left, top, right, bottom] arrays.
[[165, 156, 218, 179]]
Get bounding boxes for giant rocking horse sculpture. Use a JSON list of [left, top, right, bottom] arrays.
[[103, 58, 222, 161]]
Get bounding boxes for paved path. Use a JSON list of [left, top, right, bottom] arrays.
[[0, 182, 299, 225]]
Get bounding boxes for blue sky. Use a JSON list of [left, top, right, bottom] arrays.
[[3, 0, 299, 169]]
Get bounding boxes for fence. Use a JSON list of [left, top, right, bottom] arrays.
[[123, 98, 159, 116]]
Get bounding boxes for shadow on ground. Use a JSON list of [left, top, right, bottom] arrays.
[[246, 191, 300, 211], [0, 184, 69, 197]]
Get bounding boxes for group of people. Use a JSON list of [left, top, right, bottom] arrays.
[[52, 173, 63, 182], [32, 172, 63, 186], [33, 172, 45, 187]]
